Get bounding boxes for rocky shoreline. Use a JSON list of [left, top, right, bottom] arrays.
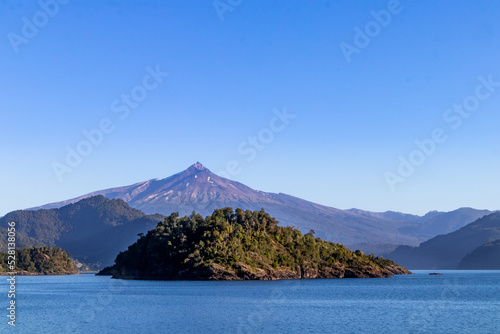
[[98, 262, 412, 280]]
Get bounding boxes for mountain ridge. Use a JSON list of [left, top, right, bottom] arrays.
[[26, 163, 492, 249], [386, 212, 500, 269], [458, 239, 500, 269], [0, 196, 164, 269]]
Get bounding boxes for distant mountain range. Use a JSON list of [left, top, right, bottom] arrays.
[[0, 196, 163, 269], [458, 239, 500, 269], [386, 212, 500, 269], [28, 163, 492, 250], [397, 207, 492, 239]]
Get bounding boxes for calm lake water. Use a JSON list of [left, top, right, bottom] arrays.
[[1, 270, 499, 333]]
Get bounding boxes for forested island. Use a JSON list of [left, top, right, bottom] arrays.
[[0, 246, 78, 275], [98, 208, 411, 280]]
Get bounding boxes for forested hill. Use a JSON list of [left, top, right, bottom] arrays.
[[99, 208, 411, 280], [0, 246, 77, 275], [0, 228, 44, 251], [0, 195, 165, 269]]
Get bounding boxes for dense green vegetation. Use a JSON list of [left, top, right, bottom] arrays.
[[100, 208, 410, 280], [0, 246, 77, 275], [0, 228, 45, 251]]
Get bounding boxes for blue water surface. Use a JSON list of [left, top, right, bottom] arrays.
[[0, 270, 499, 333]]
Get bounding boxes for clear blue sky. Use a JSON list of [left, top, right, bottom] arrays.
[[1, 0, 500, 216]]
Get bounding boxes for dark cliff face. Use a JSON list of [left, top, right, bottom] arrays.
[[98, 208, 412, 281], [177, 263, 411, 280], [105, 263, 411, 281]]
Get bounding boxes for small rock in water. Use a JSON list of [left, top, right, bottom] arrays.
[[429, 273, 443, 275]]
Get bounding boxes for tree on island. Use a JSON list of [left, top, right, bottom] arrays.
[[99, 208, 411, 280], [0, 246, 77, 275]]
